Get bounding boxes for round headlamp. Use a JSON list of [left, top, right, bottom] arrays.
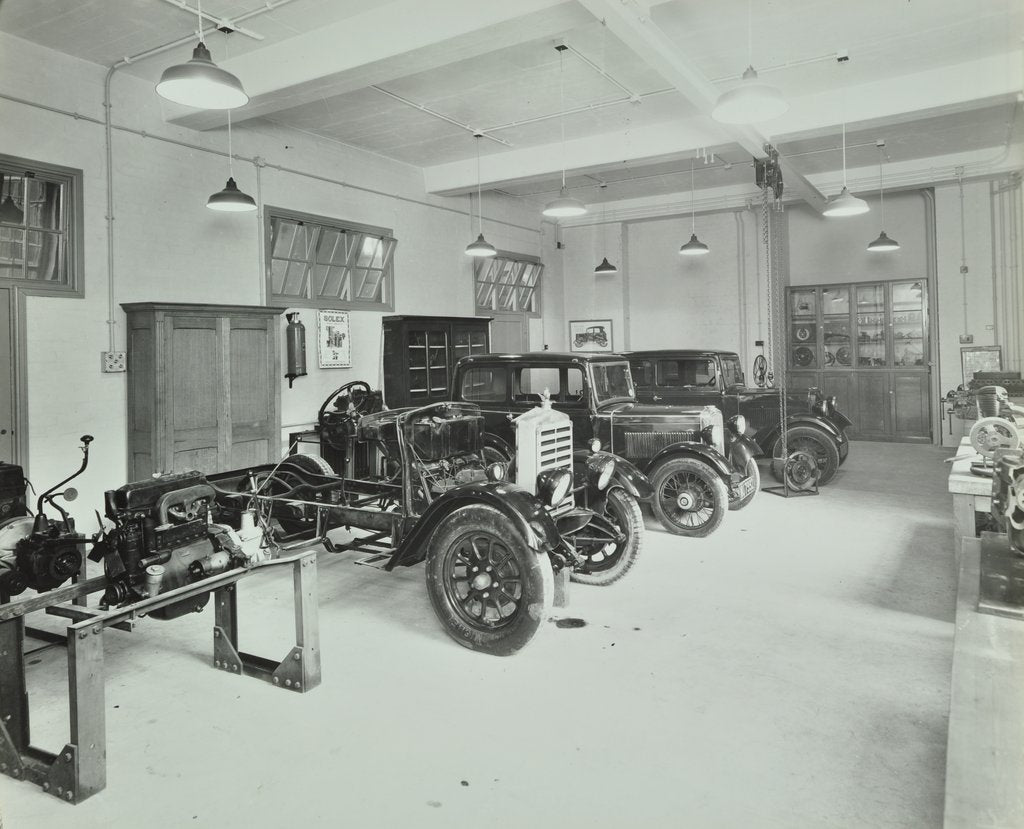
[[485, 462, 506, 482], [589, 455, 616, 490], [826, 395, 836, 415], [728, 414, 747, 436], [589, 438, 602, 453], [537, 468, 572, 507], [700, 423, 722, 448]]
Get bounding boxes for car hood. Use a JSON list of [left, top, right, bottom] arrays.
[[733, 387, 810, 409], [599, 401, 712, 418]]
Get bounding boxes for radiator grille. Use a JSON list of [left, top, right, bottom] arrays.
[[625, 431, 697, 458], [537, 424, 573, 471]]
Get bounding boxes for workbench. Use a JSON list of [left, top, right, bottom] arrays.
[[947, 437, 992, 560]]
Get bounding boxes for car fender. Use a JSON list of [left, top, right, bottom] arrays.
[[729, 435, 759, 470], [482, 432, 515, 460], [388, 481, 561, 569], [756, 415, 843, 455], [573, 449, 653, 500], [643, 443, 732, 483]]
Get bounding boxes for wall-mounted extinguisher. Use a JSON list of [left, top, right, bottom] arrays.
[[285, 312, 307, 388]]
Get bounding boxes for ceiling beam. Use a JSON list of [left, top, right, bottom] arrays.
[[574, 0, 828, 212], [167, 0, 590, 131]]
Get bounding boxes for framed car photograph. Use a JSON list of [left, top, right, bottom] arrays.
[[317, 309, 351, 368], [569, 319, 613, 353]]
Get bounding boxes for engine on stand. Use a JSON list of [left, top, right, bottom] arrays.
[[93, 472, 266, 617]]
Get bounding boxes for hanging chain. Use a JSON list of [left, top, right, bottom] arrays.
[[762, 183, 774, 386]]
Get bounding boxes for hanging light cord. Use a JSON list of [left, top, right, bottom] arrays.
[[877, 151, 884, 226], [746, 0, 752, 66], [227, 109, 234, 177], [841, 123, 848, 187], [476, 136, 483, 234], [196, 0, 205, 44], [559, 48, 567, 190], [690, 158, 696, 232]]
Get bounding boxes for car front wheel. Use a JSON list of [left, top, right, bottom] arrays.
[[570, 488, 644, 586], [771, 425, 840, 486], [425, 505, 552, 656], [650, 458, 728, 538]]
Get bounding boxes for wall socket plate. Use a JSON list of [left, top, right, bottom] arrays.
[[958, 334, 974, 344], [102, 351, 126, 373]]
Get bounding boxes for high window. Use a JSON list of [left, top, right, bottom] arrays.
[[266, 208, 396, 310], [474, 254, 543, 315], [0, 156, 82, 293]]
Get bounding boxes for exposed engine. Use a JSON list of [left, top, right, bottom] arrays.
[[992, 450, 1024, 557]]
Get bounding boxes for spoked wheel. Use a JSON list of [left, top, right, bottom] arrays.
[[570, 488, 644, 586], [425, 505, 552, 656], [650, 458, 728, 538], [728, 457, 760, 511], [771, 426, 840, 486]]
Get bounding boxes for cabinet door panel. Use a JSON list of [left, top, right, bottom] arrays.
[[893, 372, 930, 440], [173, 446, 218, 473], [820, 373, 857, 425], [855, 373, 890, 437], [230, 438, 271, 469], [230, 323, 271, 424], [171, 320, 219, 431]]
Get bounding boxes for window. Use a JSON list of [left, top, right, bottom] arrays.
[[266, 208, 396, 310], [460, 367, 507, 402], [513, 366, 585, 403], [657, 358, 716, 388], [475, 254, 543, 314], [631, 359, 653, 387], [0, 156, 82, 292]]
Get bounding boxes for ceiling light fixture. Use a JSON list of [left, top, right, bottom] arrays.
[[867, 142, 899, 252], [823, 122, 869, 217], [466, 134, 496, 257], [594, 183, 618, 274], [680, 158, 709, 256], [543, 44, 587, 218], [712, 1, 788, 124], [156, 0, 249, 109], [207, 108, 256, 211]]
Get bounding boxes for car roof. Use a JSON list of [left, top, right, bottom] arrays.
[[457, 352, 630, 366], [622, 349, 739, 359]]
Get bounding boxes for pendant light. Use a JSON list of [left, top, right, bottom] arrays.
[[867, 143, 900, 252], [712, 1, 787, 124], [207, 108, 256, 211], [823, 122, 869, 217], [156, 0, 249, 110], [594, 183, 618, 274], [680, 158, 709, 256], [466, 134, 496, 257], [543, 45, 587, 218]]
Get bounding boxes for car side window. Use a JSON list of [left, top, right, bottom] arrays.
[[564, 367, 585, 404], [632, 359, 653, 388], [657, 359, 717, 388], [514, 367, 560, 403], [460, 367, 508, 402]]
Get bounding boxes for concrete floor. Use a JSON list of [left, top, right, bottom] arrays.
[[0, 441, 957, 828]]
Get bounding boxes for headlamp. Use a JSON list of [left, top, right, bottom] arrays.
[[485, 462, 506, 482], [727, 414, 747, 436], [700, 424, 722, 448], [589, 438, 602, 453], [537, 468, 572, 507], [588, 455, 616, 490]]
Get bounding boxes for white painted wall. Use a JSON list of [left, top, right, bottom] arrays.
[[0, 32, 542, 523]]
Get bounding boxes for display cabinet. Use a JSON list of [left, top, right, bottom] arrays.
[[122, 302, 285, 480], [785, 280, 931, 442], [382, 315, 491, 408]]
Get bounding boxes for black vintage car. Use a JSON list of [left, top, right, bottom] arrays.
[[451, 353, 760, 538], [625, 350, 851, 485]]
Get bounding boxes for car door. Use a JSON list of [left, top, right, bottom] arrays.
[[650, 356, 725, 411]]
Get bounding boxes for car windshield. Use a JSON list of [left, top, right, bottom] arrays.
[[721, 355, 745, 387], [590, 362, 635, 406]]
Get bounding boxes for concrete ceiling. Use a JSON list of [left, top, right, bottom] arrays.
[[3, 0, 1021, 214]]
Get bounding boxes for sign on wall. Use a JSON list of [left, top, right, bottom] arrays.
[[569, 319, 613, 353], [317, 309, 351, 368]]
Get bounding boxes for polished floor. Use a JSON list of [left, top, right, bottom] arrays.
[[0, 441, 957, 828]]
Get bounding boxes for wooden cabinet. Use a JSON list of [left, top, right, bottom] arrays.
[[786, 280, 931, 442], [123, 302, 284, 480], [382, 315, 491, 408]]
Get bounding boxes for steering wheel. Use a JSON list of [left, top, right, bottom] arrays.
[[317, 381, 374, 451], [752, 355, 768, 388]]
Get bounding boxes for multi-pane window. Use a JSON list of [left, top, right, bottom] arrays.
[[0, 157, 80, 291], [475, 254, 543, 314], [267, 209, 396, 310]]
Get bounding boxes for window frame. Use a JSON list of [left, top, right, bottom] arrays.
[[0, 154, 84, 296], [474, 250, 543, 317], [264, 205, 396, 311]]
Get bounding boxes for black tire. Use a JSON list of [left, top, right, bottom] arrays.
[[571, 488, 643, 586], [728, 457, 760, 511], [649, 458, 728, 538], [278, 453, 336, 477], [771, 426, 840, 486], [425, 505, 552, 656]]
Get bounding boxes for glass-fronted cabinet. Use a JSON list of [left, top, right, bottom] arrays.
[[786, 279, 931, 442]]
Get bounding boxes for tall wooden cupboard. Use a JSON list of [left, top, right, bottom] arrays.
[[123, 302, 285, 480]]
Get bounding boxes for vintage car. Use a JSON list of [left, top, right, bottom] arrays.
[[208, 382, 647, 656], [450, 353, 761, 538], [574, 325, 609, 348], [626, 350, 851, 485]]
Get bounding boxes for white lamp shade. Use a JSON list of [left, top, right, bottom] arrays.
[[542, 186, 587, 218], [157, 43, 249, 110], [823, 187, 870, 217], [867, 231, 900, 252], [712, 66, 788, 124], [207, 177, 257, 211], [679, 233, 710, 256], [465, 233, 497, 257]]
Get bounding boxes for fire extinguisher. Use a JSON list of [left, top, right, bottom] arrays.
[[285, 312, 307, 388]]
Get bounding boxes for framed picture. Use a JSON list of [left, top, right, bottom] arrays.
[[961, 345, 1001, 385], [569, 319, 613, 353], [317, 309, 351, 368]]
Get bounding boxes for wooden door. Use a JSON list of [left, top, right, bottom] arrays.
[[893, 372, 931, 441], [0, 288, 14, 461], [228, 316, 278, 467], [855, 372, 890, 438], [167, 315, 221, 473]]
